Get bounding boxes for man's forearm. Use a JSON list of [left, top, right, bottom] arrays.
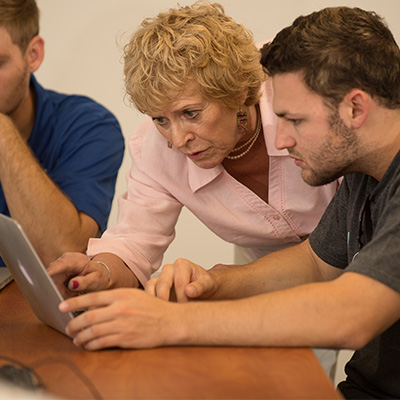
[[208, 240, 332, 300], [0, 117, 98, 265], [172, 272, 400, 350]]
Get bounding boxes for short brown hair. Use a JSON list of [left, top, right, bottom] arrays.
[[0, 0, 39, 52], [261, 7, 400, 109], [123, 1, 264, 114]]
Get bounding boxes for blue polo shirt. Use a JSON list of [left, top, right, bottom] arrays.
[[0, 75, 124, 265]]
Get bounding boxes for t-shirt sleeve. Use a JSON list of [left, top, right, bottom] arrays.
[[310, 175, 400, 294], [345, 187, 400, 293], [45, 97, 124, 232], [309, 178, 350, 269]]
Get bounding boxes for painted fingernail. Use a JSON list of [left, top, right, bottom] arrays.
[[72, 280, 79, 289]]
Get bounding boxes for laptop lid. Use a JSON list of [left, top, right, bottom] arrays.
[[0, 214, 74, 337]]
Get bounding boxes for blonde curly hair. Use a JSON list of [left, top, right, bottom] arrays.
[[123, 1, 264, 114]]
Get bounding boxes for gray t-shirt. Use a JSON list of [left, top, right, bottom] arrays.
[[310, 150, 400, 399]]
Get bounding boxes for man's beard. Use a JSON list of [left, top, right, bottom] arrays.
[[300, 110, 359, 187]]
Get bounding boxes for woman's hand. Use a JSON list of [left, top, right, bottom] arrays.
[[48, 252, 112, 298], [59, 288, 178, 350], [145, 258, 218, 302]]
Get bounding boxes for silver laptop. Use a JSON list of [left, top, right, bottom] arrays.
[[0, 214, 75, 337]]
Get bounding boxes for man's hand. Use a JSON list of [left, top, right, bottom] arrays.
[[59, 288, 180, 350], [145, 258, 218, 302]]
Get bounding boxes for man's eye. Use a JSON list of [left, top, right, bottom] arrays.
[[288, 118, 301, 126]]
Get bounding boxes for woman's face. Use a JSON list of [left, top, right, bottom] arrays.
[[149, 83, 240, 169]]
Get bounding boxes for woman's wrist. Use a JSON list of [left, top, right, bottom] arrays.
[[91, 253, 141, 289], [94, 260, 112, 288]]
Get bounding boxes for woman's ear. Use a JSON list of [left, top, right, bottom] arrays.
[[241, 87, 249, 105], [26, 36, 45, 73], [339, 89, 369, 129]]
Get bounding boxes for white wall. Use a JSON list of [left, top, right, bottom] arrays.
[[35, 0, 400, 268]]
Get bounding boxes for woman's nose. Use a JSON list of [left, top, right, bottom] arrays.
[[171, 124, 194, 148]]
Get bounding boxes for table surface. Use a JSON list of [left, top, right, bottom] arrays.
[[0, 281, 341, 399]]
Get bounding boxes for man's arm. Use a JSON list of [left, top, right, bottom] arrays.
[[0, 114, 99, 266], [58, 263, 400, 351], [212, 239, 341, 297], [147, 239, 342, 301], [171, 271, 400, 350]]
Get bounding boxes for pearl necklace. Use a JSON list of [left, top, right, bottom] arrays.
[[226, 104, 262, 160]]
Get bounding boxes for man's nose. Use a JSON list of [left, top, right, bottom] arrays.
[[274, 120, 296, 150]]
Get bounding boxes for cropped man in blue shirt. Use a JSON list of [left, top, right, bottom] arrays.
[[0, 0, 124, 267]]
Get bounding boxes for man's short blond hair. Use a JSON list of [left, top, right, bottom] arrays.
[[0, 0, 39, 52]]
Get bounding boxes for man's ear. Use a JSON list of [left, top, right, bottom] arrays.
[[339, 89, 369, 129], [26, 36, 44, 73]]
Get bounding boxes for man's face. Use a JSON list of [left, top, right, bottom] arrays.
[[0, 27, 31, 117], [272, 72, 359, 186]]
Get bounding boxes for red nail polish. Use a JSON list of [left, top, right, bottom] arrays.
[[72, 280, 79, 289]]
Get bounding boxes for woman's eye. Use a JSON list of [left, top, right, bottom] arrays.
[[152, 117, 166, 126], [185, 110, 199, 119]]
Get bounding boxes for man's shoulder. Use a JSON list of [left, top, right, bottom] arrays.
[[46, 89, 114, 118], [33, 76, 119, 124]]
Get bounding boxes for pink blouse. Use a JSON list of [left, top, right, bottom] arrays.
[[87, 80, 339, 285]]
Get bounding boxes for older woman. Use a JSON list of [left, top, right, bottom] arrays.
[[49, 1, 338, 374]]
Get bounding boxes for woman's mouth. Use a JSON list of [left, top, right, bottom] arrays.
[[187, 149, 207, 160]]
